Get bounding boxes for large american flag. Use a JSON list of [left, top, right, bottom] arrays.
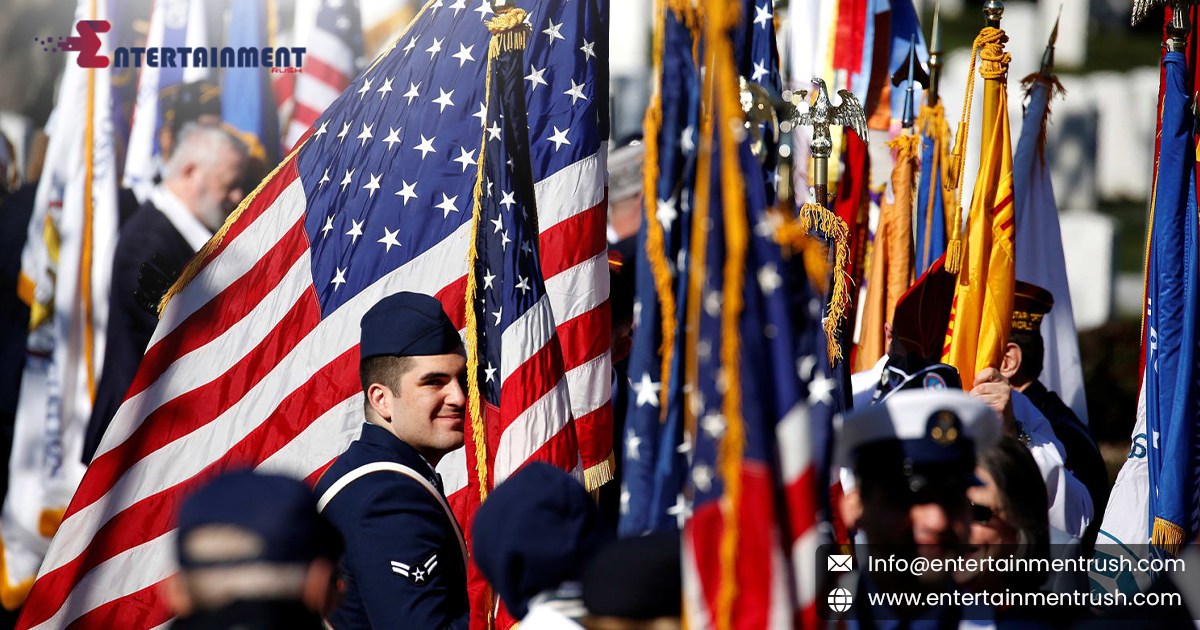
[[680, 1, 830, 627], [16, 0, 609, 627], [282, 0, 364, 149]]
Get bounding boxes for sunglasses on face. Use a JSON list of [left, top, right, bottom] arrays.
[[970, 502, 997, 524]]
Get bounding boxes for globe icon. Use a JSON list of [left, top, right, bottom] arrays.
[[828, 587, 853, 613]]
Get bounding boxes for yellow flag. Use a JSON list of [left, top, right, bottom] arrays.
[[942, 29, 1016, 381], [855, 135, 919, 371]]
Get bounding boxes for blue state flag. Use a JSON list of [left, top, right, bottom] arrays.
[[1144, 50, 1200, 557]]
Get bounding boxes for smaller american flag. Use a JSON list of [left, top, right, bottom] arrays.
[[284, 0, 364, 149]]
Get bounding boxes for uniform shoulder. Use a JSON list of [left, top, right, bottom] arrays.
[[317, 454, 443, 520]]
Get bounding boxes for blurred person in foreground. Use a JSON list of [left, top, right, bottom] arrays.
[[85, 122, 248, 463], [165, 470, 342, 630], [473, 463, 613, 629], [581, 532, 681, 630], [834, 389, 1000, 627], [314, 292, 470, 630]]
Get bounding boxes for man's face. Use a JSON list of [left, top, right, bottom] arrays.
[[191, 145, 247, 231], [383, 353, 468, 459]]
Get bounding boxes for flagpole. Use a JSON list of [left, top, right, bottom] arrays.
[[928, 4, 942, 105]]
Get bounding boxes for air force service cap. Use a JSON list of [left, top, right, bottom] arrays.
[[837, 390, 1001, 495], [359, 292, 462, 360], [176, 470, 342, 569], [472, 463, 613, 619]]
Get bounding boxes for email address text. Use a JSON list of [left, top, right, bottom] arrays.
[[867, 554, 1185, 576]]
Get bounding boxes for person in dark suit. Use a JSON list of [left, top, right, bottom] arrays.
[[84, 123, 247, 462], [314, 292, 470, 630], [998, 281, 1108, 552], [165, 470, 343, 630]]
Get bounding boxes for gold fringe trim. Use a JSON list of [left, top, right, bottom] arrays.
[[464, 16, 529, 509], [1152, 516, 1186, 557], [706, 2, 747, 629], [946, 26, 1009, 277], [160, 0, 439, 311], [582, 451, 616, 490], [797, 203, 851, 365]]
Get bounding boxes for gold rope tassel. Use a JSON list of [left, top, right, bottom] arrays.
[[794, 203, 851, 365], [944, 27, 1009, 276], [1152, 516, 1186, 557]]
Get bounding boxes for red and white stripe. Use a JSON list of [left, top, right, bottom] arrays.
[[16, 127, 609, 628], [283, 21, 358, 149], [682, 401, 818, 630]]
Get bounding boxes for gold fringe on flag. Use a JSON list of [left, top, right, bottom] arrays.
[[642, 0, 679, 413], [1152, 516, 1186, 557], [464, 7, 532, 506], [711, 7, 748, 630], [797, 203, 852, 365]]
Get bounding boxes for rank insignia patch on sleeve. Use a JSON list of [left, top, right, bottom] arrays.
[[390, 553, 438, 586]]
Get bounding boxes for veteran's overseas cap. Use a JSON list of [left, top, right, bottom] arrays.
[[837, 390, 1001, 493], [1011, 281, 1054, 336], [359, 292, 462, 360], [176, 470, 342, 569]]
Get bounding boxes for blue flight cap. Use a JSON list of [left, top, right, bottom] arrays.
[[472, 463, 614, 619], [837, 389, 1001, 495], [359, 291, 462, 361], [176, 470, 342, 569]]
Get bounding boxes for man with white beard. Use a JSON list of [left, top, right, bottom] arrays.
[[84, 122, 247, 462]]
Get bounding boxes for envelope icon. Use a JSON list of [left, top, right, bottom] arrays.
[[828, 554, 853, 572]]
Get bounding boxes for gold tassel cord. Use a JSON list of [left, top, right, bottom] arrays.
[[796, 203, 852, 365], [945, 27, 1009, 275]]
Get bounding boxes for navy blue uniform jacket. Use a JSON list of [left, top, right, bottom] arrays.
[[85, 202, 195, 462], [315, 423, 469, 630]]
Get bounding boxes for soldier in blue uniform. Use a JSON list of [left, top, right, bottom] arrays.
[[315, 292, 470, 630], [831, 389, 1001, 629]]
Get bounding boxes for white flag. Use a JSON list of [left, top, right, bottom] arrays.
[[122, 0, 210, 202], [3, 0, 120, 610]]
